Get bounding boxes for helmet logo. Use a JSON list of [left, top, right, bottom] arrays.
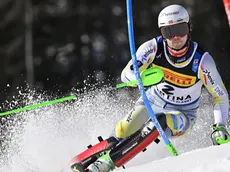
[[161, 11, 179, 17]]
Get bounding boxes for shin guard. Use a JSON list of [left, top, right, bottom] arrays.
[[110, 115, 167, 167]]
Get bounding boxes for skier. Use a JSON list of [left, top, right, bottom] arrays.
[[69, 4, 230, 172]]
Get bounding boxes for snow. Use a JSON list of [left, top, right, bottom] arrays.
[[122, 144, 230, 172], [0, 88, 229, 172]]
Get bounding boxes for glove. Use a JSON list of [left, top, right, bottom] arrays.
[[211, 123, 230, 145]]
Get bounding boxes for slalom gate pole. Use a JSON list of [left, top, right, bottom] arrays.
[[0, 95, 76, 117], [223, 0, 230, 26], [126, 0, 178, 156]]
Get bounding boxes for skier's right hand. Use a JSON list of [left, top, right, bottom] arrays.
[[211, 123, 230, 145]]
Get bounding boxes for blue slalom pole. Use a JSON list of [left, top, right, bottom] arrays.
[[126, 0, 178, 156]]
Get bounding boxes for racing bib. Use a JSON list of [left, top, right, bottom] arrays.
[[155, 82, 202, 105]]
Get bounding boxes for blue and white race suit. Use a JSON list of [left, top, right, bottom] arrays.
[[114, 36, 229, 138]]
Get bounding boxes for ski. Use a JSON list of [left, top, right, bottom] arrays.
[[69, 137, 118, 172]]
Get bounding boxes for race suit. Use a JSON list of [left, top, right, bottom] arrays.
[[113, 36, 229, 138]]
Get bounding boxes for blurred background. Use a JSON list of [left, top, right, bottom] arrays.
[[0, 0, 230, 105]]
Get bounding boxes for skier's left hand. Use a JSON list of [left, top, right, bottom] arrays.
[[211, 123, 230, 145]]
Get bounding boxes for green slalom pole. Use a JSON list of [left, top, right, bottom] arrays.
[[0, 95, 76, 117], [116, 67, 164, 88]]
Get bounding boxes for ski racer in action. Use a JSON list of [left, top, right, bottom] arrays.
[[68, 4, 230, 172]]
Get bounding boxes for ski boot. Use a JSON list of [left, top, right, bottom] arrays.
[[69, 136, 118, 172], [86, 152, 115, 172]]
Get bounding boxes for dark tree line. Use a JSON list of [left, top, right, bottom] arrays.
[[0, 0, 230, 104]]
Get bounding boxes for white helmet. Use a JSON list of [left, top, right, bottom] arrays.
[[158, 4, 190, 28]]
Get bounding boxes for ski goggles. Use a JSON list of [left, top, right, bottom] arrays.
[[160, 23, 189, 39]]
